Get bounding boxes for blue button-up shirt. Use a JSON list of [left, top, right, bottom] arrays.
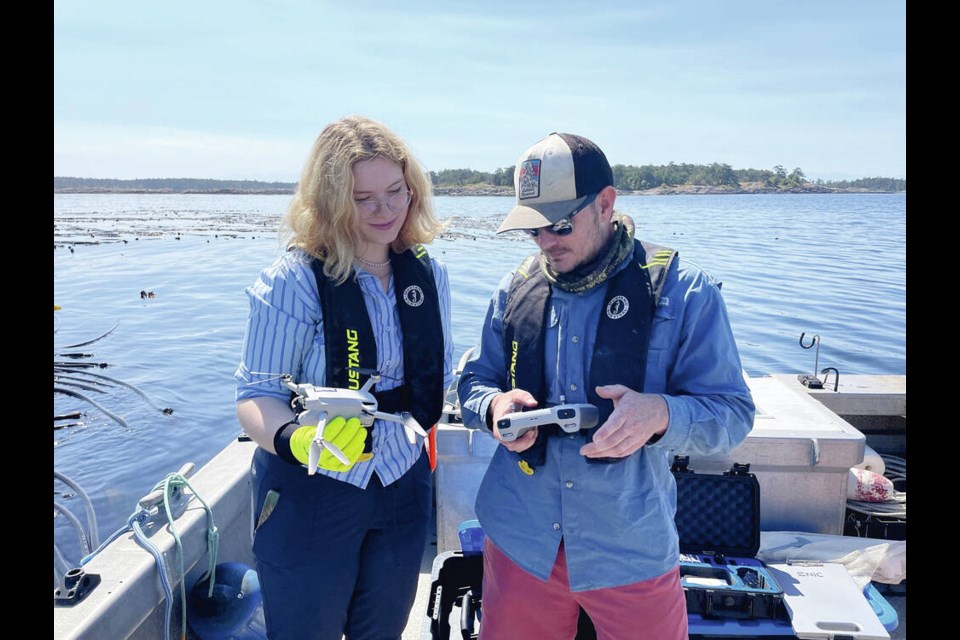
[[236, 249, 454, 489], [458, 244, 755, 591]]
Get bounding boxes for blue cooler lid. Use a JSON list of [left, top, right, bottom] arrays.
[[458, 519, 486, 556]]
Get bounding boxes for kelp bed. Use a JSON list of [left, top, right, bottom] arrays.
[[53, 206, 517, 250], [54, 311, 174, 431]]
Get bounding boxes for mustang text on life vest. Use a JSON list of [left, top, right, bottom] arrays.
[[346, 329, 361, 389]]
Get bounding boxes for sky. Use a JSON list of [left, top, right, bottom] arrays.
[[53, 1, 906, 183]]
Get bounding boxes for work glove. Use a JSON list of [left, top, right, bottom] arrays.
[[280, 417, 372, 472]]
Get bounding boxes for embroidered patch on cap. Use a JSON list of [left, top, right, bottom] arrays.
[[402, 285, 424, 307], [517, 159, 541, 200]]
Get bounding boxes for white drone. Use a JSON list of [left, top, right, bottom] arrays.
[[281, 371, 427, 475]]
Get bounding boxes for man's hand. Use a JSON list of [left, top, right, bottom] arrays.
[[289, 417, 371, 472], [579, 385, 668, 459], [488, 390, 539, 452]]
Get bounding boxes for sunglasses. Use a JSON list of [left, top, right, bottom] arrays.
[[522, 193, 597, 238]]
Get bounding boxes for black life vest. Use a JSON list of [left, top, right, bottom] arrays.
[[501, 239, 676, 467], [310, 246, 444, 448]]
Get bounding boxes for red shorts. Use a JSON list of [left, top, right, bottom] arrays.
[[479, 538, 688, 640]]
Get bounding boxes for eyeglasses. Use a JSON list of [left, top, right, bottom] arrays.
[[354, 188, 412, 215], [522, 194, 597, 238]]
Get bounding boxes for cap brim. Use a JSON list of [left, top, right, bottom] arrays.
[[496, 194, 591, 233]]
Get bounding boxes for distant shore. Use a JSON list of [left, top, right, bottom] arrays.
[[433, 182, 901, 196], [54, 182, 901, 196]]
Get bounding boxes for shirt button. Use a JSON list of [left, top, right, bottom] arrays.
[[569, 383, 578, 391], [565, 481, 574, 488], [553, 523, 561, 530], [373, 447, 379, 453], [571, 335, 580, 343]]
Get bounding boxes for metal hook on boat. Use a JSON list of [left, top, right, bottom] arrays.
[[820, 367, 839, 392], [799, 333, 821, 370], [138, 462, 197, 520], [797, 333, 824, 388], [798, 333, 818, 349]]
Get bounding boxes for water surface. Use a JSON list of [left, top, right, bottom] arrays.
[[53, 192, 906, 564]]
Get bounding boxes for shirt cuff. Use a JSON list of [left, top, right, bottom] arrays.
[[476, 391, 501, 432], [650, 394, 688, 450]]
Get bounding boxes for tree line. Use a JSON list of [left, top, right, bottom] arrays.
[[429, 163, 905, 192], [54, 164, 905, 194]]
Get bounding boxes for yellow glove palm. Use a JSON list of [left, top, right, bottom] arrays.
[[288, 417, 372, 472]]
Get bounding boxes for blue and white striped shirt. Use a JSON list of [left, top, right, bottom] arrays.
[[235, 248, 454, 488]]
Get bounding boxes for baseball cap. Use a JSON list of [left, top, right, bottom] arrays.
[[497, 132, 614, 233]]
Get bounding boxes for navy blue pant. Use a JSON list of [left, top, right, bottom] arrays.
[[250, 448, 432, 640]]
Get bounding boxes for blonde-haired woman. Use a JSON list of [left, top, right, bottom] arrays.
[[235, 116, 453, 639]]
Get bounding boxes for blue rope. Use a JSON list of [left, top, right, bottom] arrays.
[[79, 471, 220, 640], [133, 513, 178, 640], [80, 508, 150, 566], [80, 509, 177, 639]]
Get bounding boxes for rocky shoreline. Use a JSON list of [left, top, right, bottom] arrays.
[[433, 182, 899, 196], [53, 182, 901, 196]]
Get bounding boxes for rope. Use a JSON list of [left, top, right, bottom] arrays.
[[80, 509, 150, 565], [847, 492, 906, 518], [78, 470, 220, 640], [158, 472, 220, 640], [879, 454, 906, 484], [133, 511, 179, 640]]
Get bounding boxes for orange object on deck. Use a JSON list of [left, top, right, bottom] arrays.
[[427, 425, 438, 471]]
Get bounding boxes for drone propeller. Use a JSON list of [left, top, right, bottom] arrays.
[[374, 411, 428, 444], [307, 412, 350, 474], [402, 412, 428, 442]]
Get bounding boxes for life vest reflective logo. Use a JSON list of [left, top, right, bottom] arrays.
[[517, 255, 537, 279], [641, 249, 674, 269], [510, 340, 519, 389], [403, 285, 425, 307], [346, 329, 361, 390], [606, 295, 629, 320]]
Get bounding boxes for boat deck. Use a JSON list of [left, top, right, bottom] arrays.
[[403, 523, 907, 640], [55, 373, 906, 640]]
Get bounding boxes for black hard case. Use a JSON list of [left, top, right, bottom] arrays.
[[672, 456, 785, 621]]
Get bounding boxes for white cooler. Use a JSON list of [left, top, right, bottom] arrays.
[[686, 375, 867, 535]]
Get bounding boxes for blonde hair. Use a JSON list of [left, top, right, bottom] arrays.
[[281, 115, 444, 284]]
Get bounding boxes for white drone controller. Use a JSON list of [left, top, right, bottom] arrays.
[[496, 403, 599, 442]]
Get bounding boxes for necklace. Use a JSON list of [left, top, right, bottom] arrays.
[[357, 256, 390, 268]]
